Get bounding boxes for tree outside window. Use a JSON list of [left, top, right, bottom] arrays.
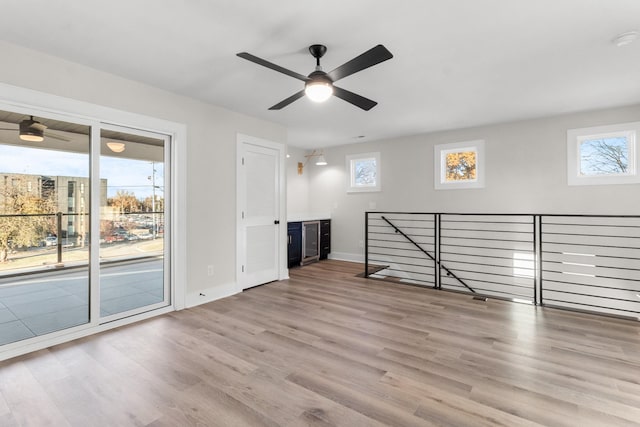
[[346, 152, 381, 192], [445, 150, 477, 181], [579, 136, 629, 176], [435, 140, 485, 190], [567, 124, 639, 186]]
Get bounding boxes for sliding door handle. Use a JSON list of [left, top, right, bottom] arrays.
[[274, 220, 280, 224]]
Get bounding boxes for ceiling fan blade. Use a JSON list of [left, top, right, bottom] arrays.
[[44, 131, 71, 142], [268, 91, 306, 110], [333, 86, 377, 111], [327, 45, 393, 82], [237, 52, 310, 82], [0, 128, 17, 131]]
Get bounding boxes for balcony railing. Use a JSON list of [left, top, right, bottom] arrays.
[[0, 211, 164, 275], [365, 212, 640, 320]]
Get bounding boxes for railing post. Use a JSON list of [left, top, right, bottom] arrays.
[[536, 215, 543, 306], [56, 211, 63, 265], [364, 212, 369, 278], [435, 214, 441, 290]]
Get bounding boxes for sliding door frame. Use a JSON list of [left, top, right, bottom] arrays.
[[0, 82, 186, 361]]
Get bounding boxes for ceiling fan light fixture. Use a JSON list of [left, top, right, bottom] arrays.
[[19, 120, 44, 142], [305, 74, 334, 103], [315, 154, 328, 166], [106, 142, 126, 153]]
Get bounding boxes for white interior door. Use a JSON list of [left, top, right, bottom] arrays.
[[238, 137, 281, 290]]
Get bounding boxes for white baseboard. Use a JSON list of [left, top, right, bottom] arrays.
[[328, 252, 365, 263], [186, 282, 239, 308]]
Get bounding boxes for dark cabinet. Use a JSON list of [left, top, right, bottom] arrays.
[[287, 222, 302, 268], [288, 219, 330, 267], [320, 219, 331, 260]]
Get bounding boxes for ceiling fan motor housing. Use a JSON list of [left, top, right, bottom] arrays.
[[19, 117, 44, 140]]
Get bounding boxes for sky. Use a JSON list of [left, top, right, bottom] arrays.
[[0, 145, 164, 199]]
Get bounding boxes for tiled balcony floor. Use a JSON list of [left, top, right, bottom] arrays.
[[0, 258, 164, 346]]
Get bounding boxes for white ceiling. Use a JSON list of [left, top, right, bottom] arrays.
[[1, 1, 639, 149]]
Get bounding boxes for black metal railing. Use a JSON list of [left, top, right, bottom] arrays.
[[0, 211, 164, 274], [365, 212, 640, 320], [540, 215, 640, 319]]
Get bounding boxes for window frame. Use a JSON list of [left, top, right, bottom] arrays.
[[346, 152, 381, 193], [567, 122, 640, 186], [434, 140, 485, 190]]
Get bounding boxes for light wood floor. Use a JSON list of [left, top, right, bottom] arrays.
[[1, 260, 640, 426]]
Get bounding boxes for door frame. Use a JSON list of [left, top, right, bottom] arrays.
[[0, 82, 187, 362], [236, 133, 287, 291]]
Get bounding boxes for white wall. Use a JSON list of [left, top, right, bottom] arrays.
[[285, 146, 310, 218], [304, 105, 640, 261], [0, 41, 287, 305]]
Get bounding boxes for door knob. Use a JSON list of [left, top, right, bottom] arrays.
[[274, 220, 280, 224]]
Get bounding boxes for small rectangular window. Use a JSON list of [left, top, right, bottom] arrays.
[[435, 140, 485, 190], [346, 152, 381, 192], [568, 123, 639, 186]]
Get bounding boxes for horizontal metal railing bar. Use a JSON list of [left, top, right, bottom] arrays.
[[368, 239, 434, 246], [0, 212, 87, 218], [370, 254, 434, 268], [442, 219, 533, 229], [368, 218, 434, 223], [543, 231, 640, 240], [368, 241, 435, 249], [542, 279, 639, 293], [369, 253, 436, 262], [542, 251, 640, 262], [441, 235, 534, 244], [440, 258, 536, 272], [368, 250, 435, 258], [368, 239, 433, 245], [440, 226, 532, 234], [542, 261, 640, 274], [440, 251, 531, 262], [542, 243, 640, 253], [371, 231, 434, 237], [543, 223, 640, 229], [367, 259, 434, 270], [368, 218, 435, 223], [441, 274, 534, 289], [0, 211, 164, 218], [369, 225, 435, 231], [441, 228, 533, 235], [370, 211, 640, 219], [440, 242, 533, 252], [541, 270, 640, 284]]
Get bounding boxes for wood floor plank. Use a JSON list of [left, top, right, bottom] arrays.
[[1, 259, 640, 426]]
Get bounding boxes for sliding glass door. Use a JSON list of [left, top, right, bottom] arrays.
[[99, 126, 169, 320], [0, 106, 172, 350], [0, 110, 91, 345]]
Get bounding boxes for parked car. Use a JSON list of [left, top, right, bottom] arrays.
[[43, 236, 58, 247]]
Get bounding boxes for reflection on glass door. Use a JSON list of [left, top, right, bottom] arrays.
[[0, 110, 90, 345], [99, 127, 169, 320]]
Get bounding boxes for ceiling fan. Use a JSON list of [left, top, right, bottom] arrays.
[[0, 116, 70, 142], [237, 44, 393, 111]]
